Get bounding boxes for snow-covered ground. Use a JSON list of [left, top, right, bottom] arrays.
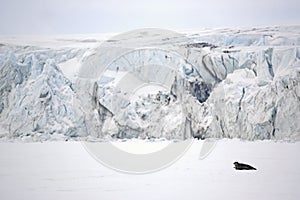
[[0, 139, 299, 200]]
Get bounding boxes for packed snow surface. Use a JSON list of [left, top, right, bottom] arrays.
[[0, 140, 299, 200]]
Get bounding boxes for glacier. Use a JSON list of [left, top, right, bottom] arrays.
[[0, 26, 300, 141]]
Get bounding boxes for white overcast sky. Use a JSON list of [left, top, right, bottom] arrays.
[[0, 0, 299, 34]]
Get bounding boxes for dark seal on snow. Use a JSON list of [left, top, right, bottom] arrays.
[[233, 162, 256, 170]]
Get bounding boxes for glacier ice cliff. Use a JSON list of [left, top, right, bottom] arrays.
[[0, 26, 299, 141]]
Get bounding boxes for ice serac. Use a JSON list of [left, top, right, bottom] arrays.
[[0, 26, 300, 141], [0, 45, 87, 140]]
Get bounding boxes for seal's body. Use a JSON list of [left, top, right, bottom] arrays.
[[233, 162, 256, 170]]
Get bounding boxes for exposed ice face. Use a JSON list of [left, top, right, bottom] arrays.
[[0, 45, 87, 140], [109, 90, 184, 139], [0, 26, 300, 141]]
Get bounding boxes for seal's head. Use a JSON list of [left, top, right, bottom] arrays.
[[233, 161, 239, 168]]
